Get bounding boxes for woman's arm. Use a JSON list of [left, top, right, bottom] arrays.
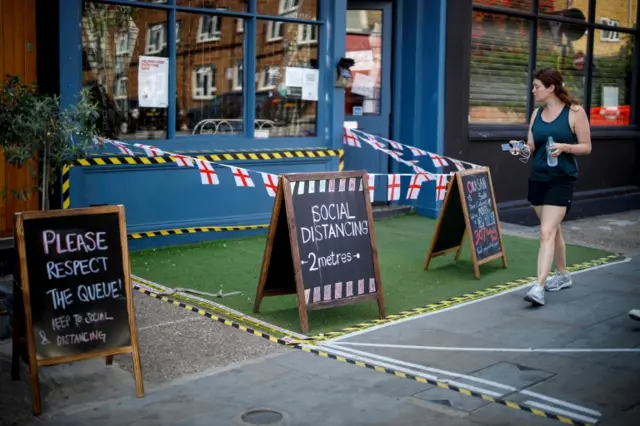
[[526, 108, 538, 152]]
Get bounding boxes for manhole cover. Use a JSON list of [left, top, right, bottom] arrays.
[[240, 409, 284, 425]]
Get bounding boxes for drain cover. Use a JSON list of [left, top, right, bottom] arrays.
[[240, 409, 284, 425]]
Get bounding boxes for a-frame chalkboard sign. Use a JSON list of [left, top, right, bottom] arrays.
[[253, 171, 385, 333], [11, 205, 144, 415], [424, 168, 507, 279]]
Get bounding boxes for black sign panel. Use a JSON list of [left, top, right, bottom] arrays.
[[291, 176, 376, 305], [460, 171, 501, 262], [431, 179, 465, 255], [21, 212, 131, 358]]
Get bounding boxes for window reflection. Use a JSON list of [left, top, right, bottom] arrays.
[[81, 2, 171, 140], [176, 11, 245, 135], [255, 20, 319, 137], [345, 10, 382, 116], [176, 0, 248, 12], [257, 0, 318, 21]]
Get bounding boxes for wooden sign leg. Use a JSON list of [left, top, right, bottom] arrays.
[[105, 355, 114, 365], [377, 294, 386, 319], [11, 301, 21, 380], [297, 302, 309, 334]]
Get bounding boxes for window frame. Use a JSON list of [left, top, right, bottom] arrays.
[[469, 0, 640, 137], [192, 65, 217, 101], [73, 0, 329, 151]]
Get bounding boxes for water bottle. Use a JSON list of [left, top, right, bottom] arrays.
[[547, 136, 558, 167]]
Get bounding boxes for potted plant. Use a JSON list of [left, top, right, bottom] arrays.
[[0, 75, 102, 210]]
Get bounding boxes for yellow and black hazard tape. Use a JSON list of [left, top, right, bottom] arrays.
[[132, 284, 595, 426], [62, 148, 344, 209], [310, 253, 625, 342], [128, 224, 269, 240], [74, 148, 344, 166]]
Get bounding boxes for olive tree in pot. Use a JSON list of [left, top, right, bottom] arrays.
[[0, 75, 103, 211]]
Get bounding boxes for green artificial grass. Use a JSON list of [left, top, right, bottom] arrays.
[[131, 215, 612, 335]]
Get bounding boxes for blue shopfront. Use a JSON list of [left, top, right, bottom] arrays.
[[56, 0, 447, 249]]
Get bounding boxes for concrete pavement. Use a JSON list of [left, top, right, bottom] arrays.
[[2, 210, 639, 426], [5, 256, 637, 426]]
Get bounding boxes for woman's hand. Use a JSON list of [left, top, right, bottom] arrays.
[[549, 143, 571, 157]]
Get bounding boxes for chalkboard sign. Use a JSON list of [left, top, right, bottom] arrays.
[[424, 168, 507, 279], [254, 171, 385, 333], [12, 205, 144, 415]]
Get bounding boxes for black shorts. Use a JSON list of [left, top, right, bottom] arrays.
[[527, 178, 576, 213]]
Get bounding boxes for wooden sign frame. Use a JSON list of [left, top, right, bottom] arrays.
[[424, 168, 507, 279], [253, 171, 385, 333], [11, 205, 144, 415]]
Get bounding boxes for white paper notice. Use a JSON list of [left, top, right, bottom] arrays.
[[351, 73, 376, 99], [302, 69, 319, 101], [138, 56, 169, 108], [285, 67, 304, 87]]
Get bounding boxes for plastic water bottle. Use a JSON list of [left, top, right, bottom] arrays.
[[547, 136, 558, 167]]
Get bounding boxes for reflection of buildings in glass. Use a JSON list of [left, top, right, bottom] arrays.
[[81, 0, 319, 138], [468, 0, 635, 125], [345, 10, 382, 115]]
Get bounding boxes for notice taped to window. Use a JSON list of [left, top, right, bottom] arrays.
[[138, 56, 168, 108]]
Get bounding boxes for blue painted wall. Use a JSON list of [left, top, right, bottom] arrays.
[[59, 0, 448, 250], [341, 0, 448, 217]]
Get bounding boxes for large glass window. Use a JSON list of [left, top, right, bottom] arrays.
[[81, 0, 324, 141], [255, 19, 319, 137], [470, 0, 638, 127]]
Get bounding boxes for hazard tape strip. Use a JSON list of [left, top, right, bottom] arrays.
[[132, 275, 310, 341], [309, 253, 624, 341], [132, 284, 595, 426], [62, 149, 344, 209], [128, 224, 269, 240]]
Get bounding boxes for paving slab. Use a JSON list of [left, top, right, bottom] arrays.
[[333, 256, 640, 424]]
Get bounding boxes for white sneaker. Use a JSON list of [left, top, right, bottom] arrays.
[[524, 283, 545, 306], [630, 309, 640, 321], [545, 272, 572, 292]]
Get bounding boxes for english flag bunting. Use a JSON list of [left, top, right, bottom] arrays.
[[134, 143, 164, 157], [387, 174, 401, 201], [406, 173, 427, 200], [110, 140, 135, 156], [343, 128, 361, 147], [230, 166, 255, 187], [429, 152, 449, 168], [173, 153, 194, 167], [262, 173, 279, 197], [195, 160, 219, 185], [409, 146, 428, 157], [367, 174, 376, 200], [449, 157, 466, 171], [436, 174, 449, 201]]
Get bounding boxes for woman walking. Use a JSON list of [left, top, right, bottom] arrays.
[[512, 68, 592, 306]]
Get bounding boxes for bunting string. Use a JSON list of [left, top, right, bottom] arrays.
[[92, 130, 482, 202]]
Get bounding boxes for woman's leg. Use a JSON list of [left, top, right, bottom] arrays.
[[554, 225, 567, 274], [537, 205, 567, 286]]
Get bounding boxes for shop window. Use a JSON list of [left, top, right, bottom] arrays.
[[255, 19, 319, 138], [470, 0, 637, 127], [79, 0, 323, 142], [82, 2, 169, 140], [177, 10, 244, 136]]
